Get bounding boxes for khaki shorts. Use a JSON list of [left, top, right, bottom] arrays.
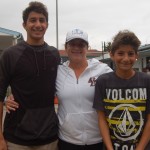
[[7, 140, 58, 150]]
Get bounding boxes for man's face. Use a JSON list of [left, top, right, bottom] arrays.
[[23, 11, 48, 45]]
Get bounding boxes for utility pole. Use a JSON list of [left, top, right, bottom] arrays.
[[56, 0, 59, 49], [101, 41, 104, 60]]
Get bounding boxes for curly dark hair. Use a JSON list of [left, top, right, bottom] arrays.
[[111, 30, 141, 54], [22, 1, 48, 24]]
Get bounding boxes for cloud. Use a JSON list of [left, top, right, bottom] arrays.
[[1, 0, 150, 49]]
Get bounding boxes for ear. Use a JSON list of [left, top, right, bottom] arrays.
[[22, 22, 26, 30], [136, 52, 139, 60], [65, 44, 69, 55], [87, 45, 90, 50], [46, 22, 49, 29], [109, 51, 114, 61], [65, 48, 68, 54]]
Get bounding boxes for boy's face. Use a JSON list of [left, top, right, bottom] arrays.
[[23, 11, 48, 45], [110, 45, 138, 72]]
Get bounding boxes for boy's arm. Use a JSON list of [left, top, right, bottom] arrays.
[[136, 114, 150, 150], [0, 102, 7, 150], [98, 110, 114, 150]]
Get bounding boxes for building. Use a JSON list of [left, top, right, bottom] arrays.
[[0, 27, 24, 96], [0, 27, 23, 55]]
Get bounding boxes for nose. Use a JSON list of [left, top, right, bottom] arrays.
[[35, 20, 41, 27], [123, 54, 129, 61], [70, 44, 80, 49]]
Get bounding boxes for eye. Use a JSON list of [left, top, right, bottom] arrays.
[[128, 52, 135, 56], [117, 52, 124, 56], [39, 18, 46, 23], [79, 43, 86, 48], [30, 18, 36, 23], [68, 43, 75, 47]]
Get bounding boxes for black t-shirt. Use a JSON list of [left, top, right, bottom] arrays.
[[93, 72, 150, 150], [0, 41, 60, 145]]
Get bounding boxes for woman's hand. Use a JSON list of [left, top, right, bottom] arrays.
[[5, 94, 19, 113]]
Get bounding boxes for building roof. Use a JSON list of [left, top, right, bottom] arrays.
[[0, 27, 24, 54], [0, 27, 23, 40], [139, 44, 150, 51]]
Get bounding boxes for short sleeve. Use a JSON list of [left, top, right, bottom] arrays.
[[146, 76, 150, 114], [93, 75, 106, 111]]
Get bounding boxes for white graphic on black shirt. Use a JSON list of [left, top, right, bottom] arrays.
[[109, 104, 143, 141], [117, 107, 135, 137]]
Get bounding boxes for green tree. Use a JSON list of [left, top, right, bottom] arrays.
[[104, 42, 111, 52]]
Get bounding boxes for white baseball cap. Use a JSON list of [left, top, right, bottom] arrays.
[[65, 29, 88, 44]]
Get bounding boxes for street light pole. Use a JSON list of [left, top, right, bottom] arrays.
[[56, 0, 59, 49]]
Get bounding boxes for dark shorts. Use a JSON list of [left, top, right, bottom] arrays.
[[58, 138, 103, 150]]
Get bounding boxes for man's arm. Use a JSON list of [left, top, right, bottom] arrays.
[[98, 110, 114, 150], [0, 101, 7, 150], [136, 114, 150, 150]]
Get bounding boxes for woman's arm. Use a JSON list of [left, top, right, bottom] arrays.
[[98, 110, 114, 150], [5, 95, 19, 113]]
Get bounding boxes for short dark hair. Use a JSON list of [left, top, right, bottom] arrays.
[[111, 30, 141, 54], [22, 1, 48, 24]]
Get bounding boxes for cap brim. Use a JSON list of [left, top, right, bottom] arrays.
[[66, 37, 88, 44]]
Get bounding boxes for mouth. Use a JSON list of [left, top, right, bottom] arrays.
[[32, 28, 44, 33], [71, 51, 82, 54], [120, 63, 132, 68], [34, 30, 43, 32]]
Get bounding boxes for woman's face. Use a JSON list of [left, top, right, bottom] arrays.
[[65, 39, 88, 63]]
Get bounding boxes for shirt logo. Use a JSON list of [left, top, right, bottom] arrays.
[[117, 107, 135, 137], [109, 104, 144, 141], [88, 77, 96, 86]]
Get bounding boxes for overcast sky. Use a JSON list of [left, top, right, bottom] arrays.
[[1, 0, 150, 50]]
